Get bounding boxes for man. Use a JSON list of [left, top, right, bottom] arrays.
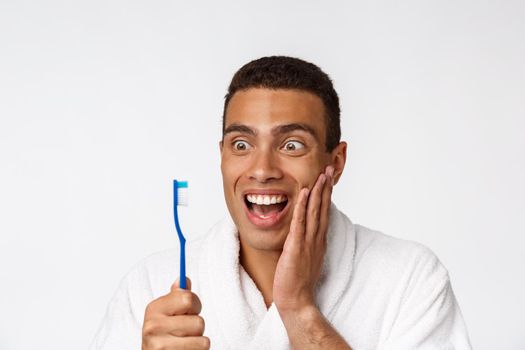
[[91, 56, 472, 349]]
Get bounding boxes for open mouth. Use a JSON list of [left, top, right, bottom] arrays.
[[243, 193, 290, 227], [245, 194, 288, 218]]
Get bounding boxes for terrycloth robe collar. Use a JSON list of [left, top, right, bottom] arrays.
[[196, 203, 356, 350]]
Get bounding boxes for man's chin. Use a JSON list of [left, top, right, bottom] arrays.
[[238, 224, 290, 252]]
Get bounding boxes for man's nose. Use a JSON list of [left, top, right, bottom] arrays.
[[248, 149, 283, 183]]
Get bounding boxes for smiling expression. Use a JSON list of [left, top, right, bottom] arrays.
[[220, 88, 344, 252]]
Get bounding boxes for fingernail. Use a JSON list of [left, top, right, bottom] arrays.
[[320, 174, 326, 184], [327, 166, 335, 177]]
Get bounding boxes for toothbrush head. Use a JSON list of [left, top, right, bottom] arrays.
[[174, 180, 188, 206]]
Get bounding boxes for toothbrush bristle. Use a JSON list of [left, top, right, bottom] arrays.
[[177, 183, 189, 206]]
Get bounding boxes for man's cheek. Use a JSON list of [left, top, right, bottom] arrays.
[[301, 177, 319, 191]]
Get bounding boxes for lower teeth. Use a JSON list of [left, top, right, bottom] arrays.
[[250, 202, 287, 218]]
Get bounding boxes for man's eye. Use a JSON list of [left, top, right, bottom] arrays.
[[282, 141, 305, 151], [233, 140, 251, 151]]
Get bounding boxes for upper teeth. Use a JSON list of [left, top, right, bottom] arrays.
[[246, 194, 287, 205]]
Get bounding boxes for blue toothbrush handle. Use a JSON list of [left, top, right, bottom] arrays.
[[179, 238, 186, 289]]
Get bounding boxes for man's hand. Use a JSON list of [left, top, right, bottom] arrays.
[[142, 277, 210, 350], [273, 166, 352, 349], [273, 165, 334, 313]]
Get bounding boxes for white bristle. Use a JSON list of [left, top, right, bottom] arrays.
[[178, 187, 188, 206]]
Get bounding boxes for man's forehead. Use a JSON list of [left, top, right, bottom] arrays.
[[224, 88, 326, 136], [227, 88, 324, 111]]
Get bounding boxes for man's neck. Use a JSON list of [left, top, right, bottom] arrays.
[[239, 238, 281, 309]]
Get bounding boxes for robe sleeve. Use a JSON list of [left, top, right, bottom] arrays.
[[89, 265, 151, 350], [378, 249, 472, 349]]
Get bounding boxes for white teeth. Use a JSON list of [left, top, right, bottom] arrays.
[[246, 194, 287, 205]]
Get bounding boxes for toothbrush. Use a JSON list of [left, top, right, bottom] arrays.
[[173, 180, 188, 289]]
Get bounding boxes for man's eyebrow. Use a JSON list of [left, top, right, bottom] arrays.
[[272, 123, 318, 140], [223, 123, 257, 137]]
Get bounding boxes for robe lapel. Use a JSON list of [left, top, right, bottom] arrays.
[[199, 216, 257, 349]]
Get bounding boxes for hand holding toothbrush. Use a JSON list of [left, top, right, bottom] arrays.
[[142, 277, 210, 350], [142, 180, 211, 349]]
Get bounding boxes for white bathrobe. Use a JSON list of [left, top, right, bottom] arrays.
[[91, 204, 472, 349]]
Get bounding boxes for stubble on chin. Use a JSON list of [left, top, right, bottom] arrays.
[[239, 227, 290, 253]]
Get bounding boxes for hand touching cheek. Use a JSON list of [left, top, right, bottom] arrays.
[[273, 165, 335, 313]]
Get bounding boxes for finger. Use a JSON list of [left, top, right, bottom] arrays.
[[143, 335, 210, 350], [287, 188, 309, 244], [173, 277, 192, 290], [146, 289, 202, 316], [305, 173, 327, 241], [175, 336, 211, 350], [167, 315, 206, 337], [318, 166, 334, 244], [168, 315, 205, 337], [143, 315, 205, 337]]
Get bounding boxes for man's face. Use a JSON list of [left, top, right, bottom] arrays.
[[220, 88, 338, 252]]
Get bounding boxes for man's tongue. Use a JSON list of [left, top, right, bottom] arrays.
[[252, 203, 284, 217]]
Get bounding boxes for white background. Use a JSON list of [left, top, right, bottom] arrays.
[[1, 1, 524, 349]]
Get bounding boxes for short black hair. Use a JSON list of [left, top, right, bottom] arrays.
[[222, 56, 341, 152]]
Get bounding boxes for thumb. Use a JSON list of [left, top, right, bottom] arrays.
[[173, 276, 192, 290]]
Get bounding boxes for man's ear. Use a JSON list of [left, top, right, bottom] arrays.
[[219, 140, 224, 153], [330, 141, 347, 185]]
